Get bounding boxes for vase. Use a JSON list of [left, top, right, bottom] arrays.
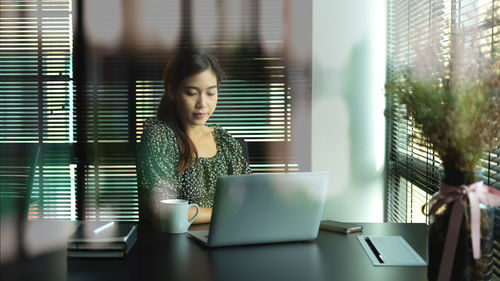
[[427, 169, 495, 281]]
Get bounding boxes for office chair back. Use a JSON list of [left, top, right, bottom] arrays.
[[235, 138, 249, 163]]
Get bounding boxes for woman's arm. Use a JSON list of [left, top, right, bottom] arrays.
[[189, 206, 212, 224]]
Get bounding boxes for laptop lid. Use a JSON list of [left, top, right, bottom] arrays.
[[204, 172, 329, 247]]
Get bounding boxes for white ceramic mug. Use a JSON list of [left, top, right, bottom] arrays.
[[160, 199, 200, 234]]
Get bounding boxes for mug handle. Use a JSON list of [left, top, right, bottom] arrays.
[[187, 203, 200, 227]]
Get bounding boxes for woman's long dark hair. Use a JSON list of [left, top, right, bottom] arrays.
[[157, 49, 224, 174]]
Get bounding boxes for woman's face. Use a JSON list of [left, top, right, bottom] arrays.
[[174, 68, 218, 129]]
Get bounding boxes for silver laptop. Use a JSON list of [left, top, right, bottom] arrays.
[[188, 172, 329, 247]]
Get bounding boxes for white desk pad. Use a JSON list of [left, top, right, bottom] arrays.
[[357, 235, 427, 266]]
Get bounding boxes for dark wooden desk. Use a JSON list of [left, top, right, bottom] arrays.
[[1, 222, 428, 281]]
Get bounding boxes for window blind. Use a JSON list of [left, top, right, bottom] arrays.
[[386, 0, 500, 277], [0, 0, 75, 219]]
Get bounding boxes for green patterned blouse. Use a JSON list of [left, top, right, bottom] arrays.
[[137, 118, 251, 225]]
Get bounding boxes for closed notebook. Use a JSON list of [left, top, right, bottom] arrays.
[[67, 235, 137, 258], [67, 222, 137, 258], [68, 250, 128, 258], [319, 220, 363, 233]]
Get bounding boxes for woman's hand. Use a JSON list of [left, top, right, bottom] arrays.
[[189, 206, 212, 224]]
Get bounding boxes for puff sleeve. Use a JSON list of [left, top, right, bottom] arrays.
[[136, 119, 181, 227]]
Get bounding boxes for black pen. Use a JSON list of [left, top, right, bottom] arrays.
[[365, 237, 384, 264]]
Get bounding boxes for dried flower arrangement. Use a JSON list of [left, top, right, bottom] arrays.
[[388, 32, 500, 179], [387, 18, 500, 281]]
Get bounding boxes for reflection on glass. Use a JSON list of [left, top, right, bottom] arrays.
[[84, 0, 123, 48], [193, 0, 217, 46]]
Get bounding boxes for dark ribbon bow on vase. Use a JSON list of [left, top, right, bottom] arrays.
[[423, 181, 500, 281]]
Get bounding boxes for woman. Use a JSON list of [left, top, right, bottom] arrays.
[[137, 49, 251, 228]]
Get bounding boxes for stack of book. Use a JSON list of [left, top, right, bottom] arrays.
[[67, 221, 138, 258]]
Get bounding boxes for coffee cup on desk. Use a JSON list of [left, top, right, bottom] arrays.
[[160, 199, 199, 234]]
